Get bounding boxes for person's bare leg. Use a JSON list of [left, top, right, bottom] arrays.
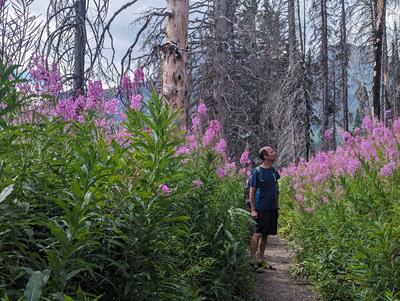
[[250, 233, 261, 264], [258, 234, 268, 262]]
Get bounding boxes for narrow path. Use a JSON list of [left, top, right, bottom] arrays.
[[254, 236, 319, 301]]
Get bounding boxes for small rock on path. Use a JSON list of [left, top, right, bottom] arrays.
[[254, 236, 319, 301]]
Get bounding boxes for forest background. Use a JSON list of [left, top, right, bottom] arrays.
[[3, 0, 399, 164]]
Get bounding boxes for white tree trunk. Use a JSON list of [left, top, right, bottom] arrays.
[[162, 0, 189, 124]]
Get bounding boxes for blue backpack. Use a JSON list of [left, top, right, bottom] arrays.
[[244, 167, 262, 210]]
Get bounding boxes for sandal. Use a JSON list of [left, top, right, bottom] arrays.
[[257, 261, 277, 271]]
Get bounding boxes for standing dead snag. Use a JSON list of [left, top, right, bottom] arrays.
[[74, 0, 86, 96], [372, 0, 385, 120], [162, 0, 189, 124]]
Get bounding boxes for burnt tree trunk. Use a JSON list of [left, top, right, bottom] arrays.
[[162, 0, 189, 124], [73, 0, 86, 96], [332, 58, 337, 150], [213, 0, 230, 136], [288, 0, 298, 161], [321, 0, 330, 149], [340, 0, 349, 131], [382, 10, 389, 122], [297, 0, 304, 58], [288, 0, 297, 73], [391, 27, 400, 116], [372, 0, 385, 120]]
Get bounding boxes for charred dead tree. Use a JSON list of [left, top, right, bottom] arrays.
[[0, 0, 40, 70], [371, 0, 385, 120], [340, 0, 349, 131], [274, 0, 311, 166], [388, 25, 400, 116], [39, 0, 150, 91], [161, 0, 189, 123], [321, 0, 330, 149], [73, 0, 86, 95]]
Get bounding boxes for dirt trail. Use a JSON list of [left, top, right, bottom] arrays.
[[254, 236, 319, 301]]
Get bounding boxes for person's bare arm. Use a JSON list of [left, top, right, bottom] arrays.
[[276, 182, 280, 209], [250, 187, 257, 219]]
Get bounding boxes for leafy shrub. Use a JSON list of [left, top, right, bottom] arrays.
[[0, 61, 253, 300], [280, 119, 400, 301]]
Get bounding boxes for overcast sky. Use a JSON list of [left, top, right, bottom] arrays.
[[30, 0, 166, 63]]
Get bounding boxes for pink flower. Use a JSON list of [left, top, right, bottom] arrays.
[[77, 115, 85, 124], [341, 131, 354, 145], [240, 149, 251, 165], [380, 162, 396, 177], [130, 94, 142, 110], [54, 98, 77, 120], [216, 167, 226, 178], [362, 115, 373, 133], [295, 194, 304, 203], [209, 120, 221, 133], [134, 68, 144, 85], [175, 146, 191, 156], [114, 127, 132, 146], [105, 98, 120, 115], [159, 184, 171, 194], [119, 112, 127, 121], [215, 138, 227, 154], [28, 56, 62, 97], [393, 118, 400, 134], [304, 207, 315, 213], [192, 179, 203, 188], [324, 129, 332, 141], [202, 119, 221, 146], [192, 115, 201, 131], [87, 80, 103, 109], [121, 75, 132, 95], [186, 134, 198, 149], [203, 128, 214, 146], [224, 161, 236, 171], [197, 103, 207, 116], [322, 196, 329, 204]]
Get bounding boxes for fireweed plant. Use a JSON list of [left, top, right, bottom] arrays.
[[279, 117, 400, 300], [0, 59, 254, 300]]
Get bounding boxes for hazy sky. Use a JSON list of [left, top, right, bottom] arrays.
[[29, 0, 166, 61]]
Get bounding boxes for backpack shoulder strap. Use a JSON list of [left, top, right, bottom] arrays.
[[254, 166, 261, 187]]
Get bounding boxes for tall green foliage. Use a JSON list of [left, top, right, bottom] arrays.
[[0, 67, 253, 300], [280, 165, 400, 300]]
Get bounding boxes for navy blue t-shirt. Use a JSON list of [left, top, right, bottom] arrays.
[[250, 166, 280, 210]]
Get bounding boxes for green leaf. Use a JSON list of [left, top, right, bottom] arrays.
[[0, 184, 14, 203], [160, 215, 190, 223], [23, 270, 51, 301]]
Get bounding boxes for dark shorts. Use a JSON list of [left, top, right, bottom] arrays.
[[255, 209, 278, 235]]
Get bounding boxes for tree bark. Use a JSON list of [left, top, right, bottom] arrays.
[[288, 0, 297, 73], [162, 0, 189, 124], [73, 0, 86, 96], [332, 58, 337, 150], [321, 0, 329, 149], [340, 0, 349, 131], [296, 0, 304, 58], [382, 9, 389, 122], [391, 26, 400, 116], [372, 0, 385, 120], [213, 0, 230, 136]]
